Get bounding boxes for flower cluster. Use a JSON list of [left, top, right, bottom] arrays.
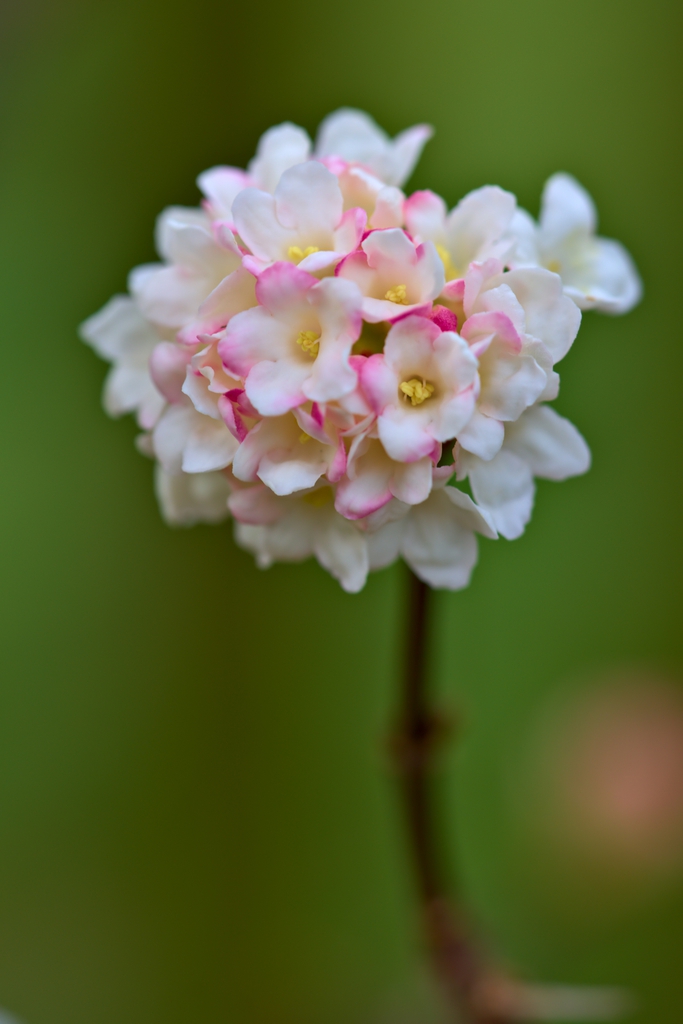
[[81, 109, 641, 592]]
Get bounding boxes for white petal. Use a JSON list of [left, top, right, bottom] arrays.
[[155, 206, 213, 267], [457, 409, 505, 461], [232, 188, 294, 262], [274, 160, 343, 237], [233, 523, 273, 567], [130, 264, 208, 329], [389, 124, 433, 187], [500, 268, 581, 363], [248, 122, 311, 193], [196, 166, 252, 219], [257, 444, 326, 495], [540, 173, 596, 248], [367, 519, 403, 570], [183, 417, 238, 473], [565, 237, 643, 314], [103, 365, 161, 423], [505, 404, 591, 480], [462, 448, 535, 540], [315, 108, 431, 187], [313, 507, 369, 592], [316, 108, 390, 170], [391, 458, 433, 505], [182, 366, 221, 419], [199, 265, 257, 322], [443, 486, 497, 538], [80, 295, 157, 362], [506, 208, 540, 267], [401, 489, 480, 590], [445, 185, 517, 270], [155, 465, 230, 526], [152, 404, 196, 474]]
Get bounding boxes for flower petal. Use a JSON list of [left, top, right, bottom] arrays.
[[401, 488, 480, 589], [274, 160, 343, 237], [313, 506, 369, 592], [457, 409, 505, 461], [499, 268, 581, 363], [504, 404, 591, 480], [155, 465, 230, 525], [248, 122, 311, 193], [460, 448, 535, 540], [183, 417, 238, 473]]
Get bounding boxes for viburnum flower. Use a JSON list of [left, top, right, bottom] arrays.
[[81, 108, 641, 592]]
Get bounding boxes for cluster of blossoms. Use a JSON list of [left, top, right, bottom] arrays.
[[81, 109, 641, 592]]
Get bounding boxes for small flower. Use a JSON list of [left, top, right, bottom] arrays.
[[524, 173, 642, 314], [230, 479, 369, 593], [451, 256, 580, 461], [455, 403, 591, 539], [233, 161, 365, 275], [361, 314, 478, 462], [219, 262, 363, 415], [315, 108, 433, 188], [130, 206, 241, 330], [231, 411, 345, 496], [337, 227, 444, 322], [335, 437, 434, 520], [80, 296, 166, 429], [365, 469, 497, 590], [404, 185, 519, 286]]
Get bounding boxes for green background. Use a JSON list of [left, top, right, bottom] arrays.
[[1, 0, 681, 1021]]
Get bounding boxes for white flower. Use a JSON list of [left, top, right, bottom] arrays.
[[365, 470, 497, 590], [198, 122, 311, 218], [233, 161, 365, 275], [337, 227, 444, 322], [231, 411, 345, 496], [230, 481, 368, 593], [361, 314, 478, 462], [152, 400, 239, 475], [335, 436, 434, 520], [80, 295, 165, 429], [334, 163, 405, 230], [315, 108, 433, 188], [456, 403, 591, 539], [519, 173, 642, 314], [404, 185, 519, 285], [130, 206, 241, 329], [219, 262, 363, 415], [454, 256, 581, 462], [155, 465, 231, 526]]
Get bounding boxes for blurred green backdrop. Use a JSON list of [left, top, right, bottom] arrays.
[[1, 0, 682, 1021]]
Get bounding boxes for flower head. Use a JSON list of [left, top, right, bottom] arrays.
[[81, 108, 640, 591]]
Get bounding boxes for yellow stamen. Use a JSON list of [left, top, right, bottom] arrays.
[[384, 283, 409, 304], [400, 378, 435, 406], [303, 486, 333, 507], [546, 259, 562, 274], [288, 245, 320, 263], [299, 430, 312, 444], [436, 243, 459, 281], [296, 330, 320, 357]]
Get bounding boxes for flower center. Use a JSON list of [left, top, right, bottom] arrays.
[[288, 245, 320, 263], [400, 378, 435, 406], [302, 486, 333, 507], [436, 244, 460, 282], [384, 283, 409, 304], [296, 330, 320, 357]]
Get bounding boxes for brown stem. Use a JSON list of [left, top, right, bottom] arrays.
[[393, 570, 518, 1024]]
